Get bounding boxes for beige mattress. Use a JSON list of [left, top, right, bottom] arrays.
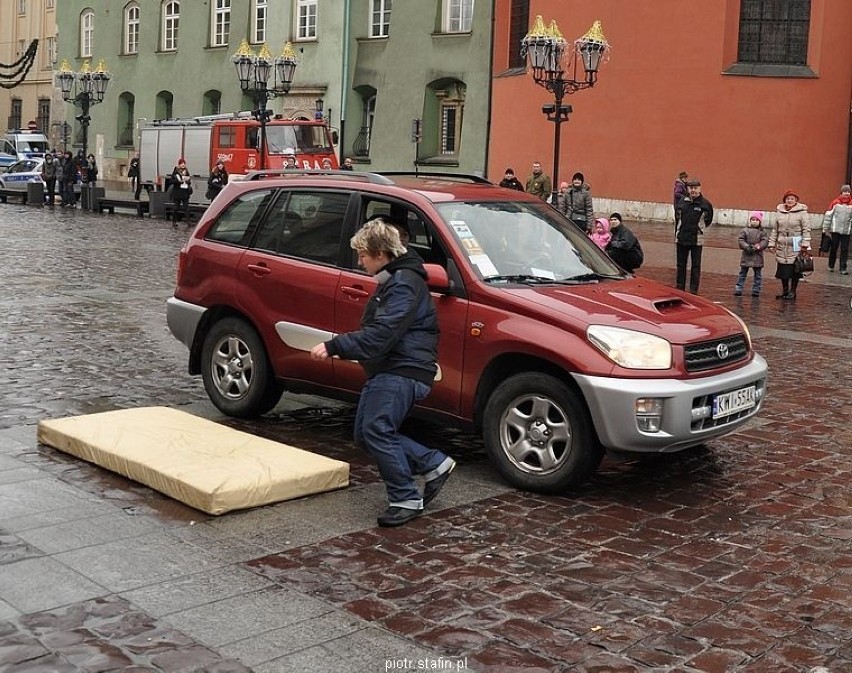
[[37, 406, 349, 515]]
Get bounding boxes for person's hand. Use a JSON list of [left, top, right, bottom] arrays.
[[310, 343, 329, 360]]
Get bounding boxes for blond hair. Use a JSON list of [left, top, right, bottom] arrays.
[[350, 217, 406, 259]]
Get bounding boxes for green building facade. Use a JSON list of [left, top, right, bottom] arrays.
[[56, 0, 492, 180]]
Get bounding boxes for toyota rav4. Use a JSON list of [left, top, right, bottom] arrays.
[[167, 171, 767, 493]]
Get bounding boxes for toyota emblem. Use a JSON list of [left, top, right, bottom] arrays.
[[716, 343, 729, 359]]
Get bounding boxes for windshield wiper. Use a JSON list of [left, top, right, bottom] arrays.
[[484, 274, 556, 284], [558, 272, 622, 283]]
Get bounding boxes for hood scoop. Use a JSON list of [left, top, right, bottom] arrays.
[[653, 297, 691, 313]]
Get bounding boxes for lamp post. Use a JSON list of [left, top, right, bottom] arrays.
[[521, 17, 609, 203], [232, 40, 298, 170], [315, 98, 324, 121], [55, 59, 111, 162]]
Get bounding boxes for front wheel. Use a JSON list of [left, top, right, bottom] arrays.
[[200, 317, 282, 418], [482, 373, 602, 493]]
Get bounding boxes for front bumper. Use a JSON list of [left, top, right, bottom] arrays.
[[166, 297, 206, 349], [574, 354, 768, 453]]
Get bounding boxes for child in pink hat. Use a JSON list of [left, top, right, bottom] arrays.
[[589, 217, 612, 249]]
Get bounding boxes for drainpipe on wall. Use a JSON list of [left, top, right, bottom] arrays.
[[484, 0, 496, 179], [338, 0, 351, 166]]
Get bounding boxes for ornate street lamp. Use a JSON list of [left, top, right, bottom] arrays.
[[521, 17, 610, 203], [232, 39, 298, 169], [56, 59, 111, 162]]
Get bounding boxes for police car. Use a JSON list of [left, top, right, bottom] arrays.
[[0, 158, 45, 200]]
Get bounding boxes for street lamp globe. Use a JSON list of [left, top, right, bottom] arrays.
[[274, 42, 298, 94], [232, 40, 255, 91]]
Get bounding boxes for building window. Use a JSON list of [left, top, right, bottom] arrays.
[[80, 9, 94, 57], [162, 1, 180, 52], [36, 99, 50, 134], [737, 0, 810, 65], [44, 36, 57, 67], [252, 0, 267, 44], [444, 0, 473, 33], [125, 3, 140, 55], [440, 104, 461, 155], [203, 90, 222, 116], [296, 0, 317, 40], [9, 99, 23, 131], [46, 0, 54, 8], [118, 92, 135, 146], [156, 91, 174, 120], [211, 0, 231, 47], [352, 93, 376, 157], [371, 0, 391, 38], [508, 0, 529, 68], [19, 0, 26, 15]]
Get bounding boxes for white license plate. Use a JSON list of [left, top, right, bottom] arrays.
[[712, 385, 756, 419]]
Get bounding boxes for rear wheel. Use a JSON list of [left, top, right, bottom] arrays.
[[483, 373, 602, 493], [200, 317, 282, 418]]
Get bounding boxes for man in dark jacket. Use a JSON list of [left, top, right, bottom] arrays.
[[311, 218, 455, 527], [675, 178, 714, 293], [605, 213, 644, 272], [499, 167, 524, 191], [40, 153, 58, 205]]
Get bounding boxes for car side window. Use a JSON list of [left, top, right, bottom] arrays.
[[206, 189, 273, 246], [359, 197, 446, 267], [254, 190, 350, 265]]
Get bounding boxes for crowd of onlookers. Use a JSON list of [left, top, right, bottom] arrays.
[[499, 161, 851, 301], [37, 149, 98, 207]]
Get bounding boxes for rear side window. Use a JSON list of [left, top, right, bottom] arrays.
[[253, 190, 350, 264], [206, 189, 273, 246]]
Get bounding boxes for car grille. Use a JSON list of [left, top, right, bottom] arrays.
[[683, 334, 748, 372]]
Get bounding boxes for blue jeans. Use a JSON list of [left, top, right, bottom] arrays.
[[735, 266, 762, 294], [354, 373, 449, 509]]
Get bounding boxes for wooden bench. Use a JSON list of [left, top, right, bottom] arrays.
[[163, 201, 208, 223], [0, 188, 28, 204], [96, 197, 150, 217]]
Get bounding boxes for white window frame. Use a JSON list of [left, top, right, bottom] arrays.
[[443, 0, 474, 33], [44, 36, 57, 67], [162, 1, 180, 52], [252, 0, 268, 44], [296, 0, 318, 41], [370, 0, 391, 38], [211, 0, 231, 48], [124, 3, 140, 55], [80, 9, 94, 57], [440, 102, 462, 155]]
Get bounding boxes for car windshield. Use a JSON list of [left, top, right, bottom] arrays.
[[265, 125, 332, 155], [19, 140, 48, 152], [436, 201, 625, 282]]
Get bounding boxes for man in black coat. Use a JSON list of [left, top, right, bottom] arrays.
[[605, 213, 644, 272], [674, 178, 714, 293]]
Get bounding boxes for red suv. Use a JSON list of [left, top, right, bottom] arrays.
[[167, 171, 767, 493]]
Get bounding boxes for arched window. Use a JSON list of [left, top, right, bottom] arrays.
[[424, 78, 466, 159], [124, 3, 140, 55], [352, 87, 376, 157], [80, 9, 94, 57], [203, 90, 222, 115], [162, 1, 180, 51], [118, 92, 136, 146], [155, 91, 174, 120]]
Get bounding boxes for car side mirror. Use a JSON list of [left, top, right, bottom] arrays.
[[424, 263, 449, 291]]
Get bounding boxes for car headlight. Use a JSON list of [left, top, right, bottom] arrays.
[[587, 325, 672, 369]]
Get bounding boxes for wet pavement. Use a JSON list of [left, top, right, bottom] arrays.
[[1, 201, 851, 672]]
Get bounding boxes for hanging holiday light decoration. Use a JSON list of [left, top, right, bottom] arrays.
[[0, 39, 39, 90]]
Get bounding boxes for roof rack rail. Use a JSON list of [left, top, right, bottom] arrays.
[[244, 168, 395, 185], [378, 171, 493, 185]]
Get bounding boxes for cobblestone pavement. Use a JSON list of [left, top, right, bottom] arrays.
[[1, 202, 851, 672]]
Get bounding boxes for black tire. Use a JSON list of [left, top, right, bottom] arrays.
[[200, 317, 282, 418], [482, 373, 603, 493]]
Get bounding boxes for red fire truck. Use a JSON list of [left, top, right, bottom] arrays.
[[139, 113, 338, 187]]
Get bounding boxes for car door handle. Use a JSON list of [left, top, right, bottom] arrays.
[[246, 263, 272, 276], [341, 285, 370, 298]]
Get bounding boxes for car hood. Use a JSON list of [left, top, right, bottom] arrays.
[[497, 278, 742, 345]]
